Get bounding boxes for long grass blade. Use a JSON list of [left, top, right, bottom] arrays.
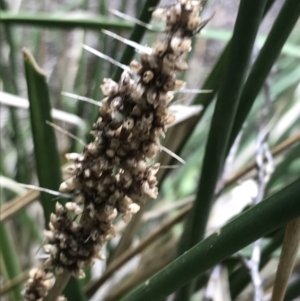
[[0, 91, 85, 127], [175, 1, 268, 298], [227, 0, 300, 154], [177, 0, 268, 260], [23, 48, 86, 301], [120, 178, 300, 301], [23, 48, 64, 225], [0, 224, 22, 301], [0, 11, 134, 30]]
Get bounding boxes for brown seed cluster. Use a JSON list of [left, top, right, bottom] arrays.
[[22, 268, 55, 301], [28, 0, 205, 292]]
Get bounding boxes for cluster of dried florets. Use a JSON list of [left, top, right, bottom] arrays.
[[23, 0, 206, 299], [22, 268, 56, 301], [46, 0, 204, 279]]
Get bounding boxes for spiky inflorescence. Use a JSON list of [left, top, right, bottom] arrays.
[[23, 0, 206, 298], [46, 0, 205, 278]]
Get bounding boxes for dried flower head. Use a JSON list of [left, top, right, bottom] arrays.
[[24, 0, 207, 293]]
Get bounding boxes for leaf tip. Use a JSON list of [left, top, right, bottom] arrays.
[[22, 48, 47, 78]]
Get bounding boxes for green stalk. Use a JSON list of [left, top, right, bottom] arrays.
[[0, 180, 22, 301], [8, 109, 31, 183], [227, 0, 300, 154], [0, 1, 31, 184], [71, 1, 90, 152], [0, 163, 22, 301], [0, 1, 18, 93], [0, 5, 30, 299], [0, 224, 22, 301], [120, 178, 300, 301], [0, 11, 133, 30], [77, 0, 108, 144], [107, 0, 131, 78]]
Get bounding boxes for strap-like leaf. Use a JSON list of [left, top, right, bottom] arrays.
[[0, 12, 133, 30], [23, 48, 86, 301], [227, 0, 300, 153], [23, 49, 63, 225], [175, 1, 268, 298], [178, 0, 268, 256], [120, 178, 300, 301]]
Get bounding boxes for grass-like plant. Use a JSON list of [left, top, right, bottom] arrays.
[[0, 0, 300, 300]]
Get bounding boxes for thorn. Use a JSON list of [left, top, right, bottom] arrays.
[[35, 239, 47, 256], [174, 89, 213, 94], [61, 91, 102, 107], [159, 165, 180, 169], [82, 44, 132, 73], [167, 104, 203, 128], [36, 253, 51, 259], [196, 13, 215, 34], [17, 183, 73, 199], [46, 120, 86, 146], [101, 29, 153, 55], [109, 8, 161, 32], [161, 146, 186, 164], [148, 4, 174, 12]]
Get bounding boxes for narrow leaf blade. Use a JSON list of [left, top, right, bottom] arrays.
[[120, 178, 300, 301], [23, 48, 62, 225]]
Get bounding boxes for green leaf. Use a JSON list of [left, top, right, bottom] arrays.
[[175, 1, 268, 298], [193, 44, 228, 107], [64, 277, 87, 301], [23, 48, 63, 225], [0, 1, 18, 93], [0, 224, 22, 301], [178, 0, 268, 257], [227, 0, 300, 153], [200, 28, 300, 58], [0, 0, 31, 184], [23, 48, 86, 301], [120, 178, 300, 301], [0, 11, 134, 30]]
